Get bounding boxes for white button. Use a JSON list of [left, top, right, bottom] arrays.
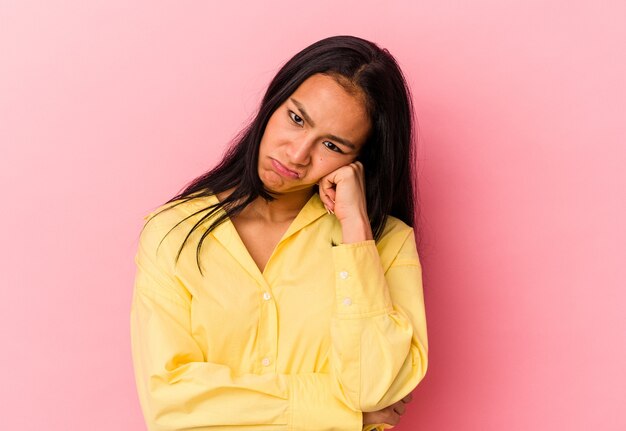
[[262, 292, 271, 301], [339, 271, 349, 280], [261, 357, 271, 366], [342, 297, 352, 306]]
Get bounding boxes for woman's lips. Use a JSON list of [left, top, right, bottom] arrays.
[[270, 158, 300, 179]]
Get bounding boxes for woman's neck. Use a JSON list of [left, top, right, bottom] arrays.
[[248, 188, 314, 223], [218, 187, 315, 223]]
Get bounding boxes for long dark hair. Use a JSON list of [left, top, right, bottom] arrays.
[[146, 35, 418, 273]]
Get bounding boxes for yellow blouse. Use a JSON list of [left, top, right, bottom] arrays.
[[130, 193, 428, 431]]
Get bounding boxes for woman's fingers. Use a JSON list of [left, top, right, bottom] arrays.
[[318, 161, 367, 219], [392, 400, 406, 415], [362, 397, 411, 428], [362, 410, 400, 427], [318, 176, 336, 213], [365, 394, 413, 426], [386, 405, 402, 425], [318, 169, 340, 213]]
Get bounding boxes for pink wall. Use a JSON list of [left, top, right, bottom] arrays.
[[1, 1, 624, 430]]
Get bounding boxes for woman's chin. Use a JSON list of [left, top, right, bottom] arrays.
[[263, 182, 317, 197]]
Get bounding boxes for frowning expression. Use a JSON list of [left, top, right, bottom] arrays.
[[257, 73, 371, 194]]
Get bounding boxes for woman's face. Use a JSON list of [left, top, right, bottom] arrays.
[[257, 73, 371, 195]]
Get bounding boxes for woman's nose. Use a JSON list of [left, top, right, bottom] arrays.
[[285, 137, 313, 166]]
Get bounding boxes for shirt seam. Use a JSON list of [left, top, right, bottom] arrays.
[[135, 284, 191, 309], [388, 261, 421, 268], [332, 240, 376, 250], [333, 306, 393, 319]]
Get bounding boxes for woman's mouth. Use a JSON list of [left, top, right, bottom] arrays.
[[270, 158, 300, 179]]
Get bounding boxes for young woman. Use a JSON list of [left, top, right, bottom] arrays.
[[131, 35, 428, 431]]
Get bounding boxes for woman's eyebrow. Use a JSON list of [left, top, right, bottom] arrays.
[[290, 98, 316, 127], [326, 134, 356, 150], [290, 97, 356, 150]]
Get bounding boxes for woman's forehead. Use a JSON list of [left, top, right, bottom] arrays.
[[287, 74, 371, 143]]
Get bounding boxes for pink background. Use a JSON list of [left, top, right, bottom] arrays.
[[1, 1, 625, 430]]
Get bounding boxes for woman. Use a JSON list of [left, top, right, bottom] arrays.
[[131, 35, 428, 431]]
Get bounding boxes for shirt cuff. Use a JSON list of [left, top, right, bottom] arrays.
[[288, 373, 362, 431], [332, 241, 393, 318]]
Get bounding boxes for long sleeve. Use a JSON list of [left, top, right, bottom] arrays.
[[130, 214, 362, 431], [329, 227, 428, 413]]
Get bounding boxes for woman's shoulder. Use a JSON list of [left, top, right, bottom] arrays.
[[379, 214, 414, 242], [142, 194, 218, 226], [375, 215, 420, 269], [137, 194, 219, 250]]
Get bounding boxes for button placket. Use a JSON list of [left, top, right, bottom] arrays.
[[338, 270, 352, 307], [257, 280, 277, 373]]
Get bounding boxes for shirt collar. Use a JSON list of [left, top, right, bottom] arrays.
[[199, 191, 327, 279], [195, 191, 327, 237]]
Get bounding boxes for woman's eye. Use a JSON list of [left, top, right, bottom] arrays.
[[323, 141, 343, 153], [289, 111, 304, 126]]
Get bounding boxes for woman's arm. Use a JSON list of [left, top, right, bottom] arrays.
[[328, 229, 428, 412], [319, 162, 429, 413]]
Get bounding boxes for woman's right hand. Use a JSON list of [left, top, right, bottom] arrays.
[[362, 392, 413, 428]]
